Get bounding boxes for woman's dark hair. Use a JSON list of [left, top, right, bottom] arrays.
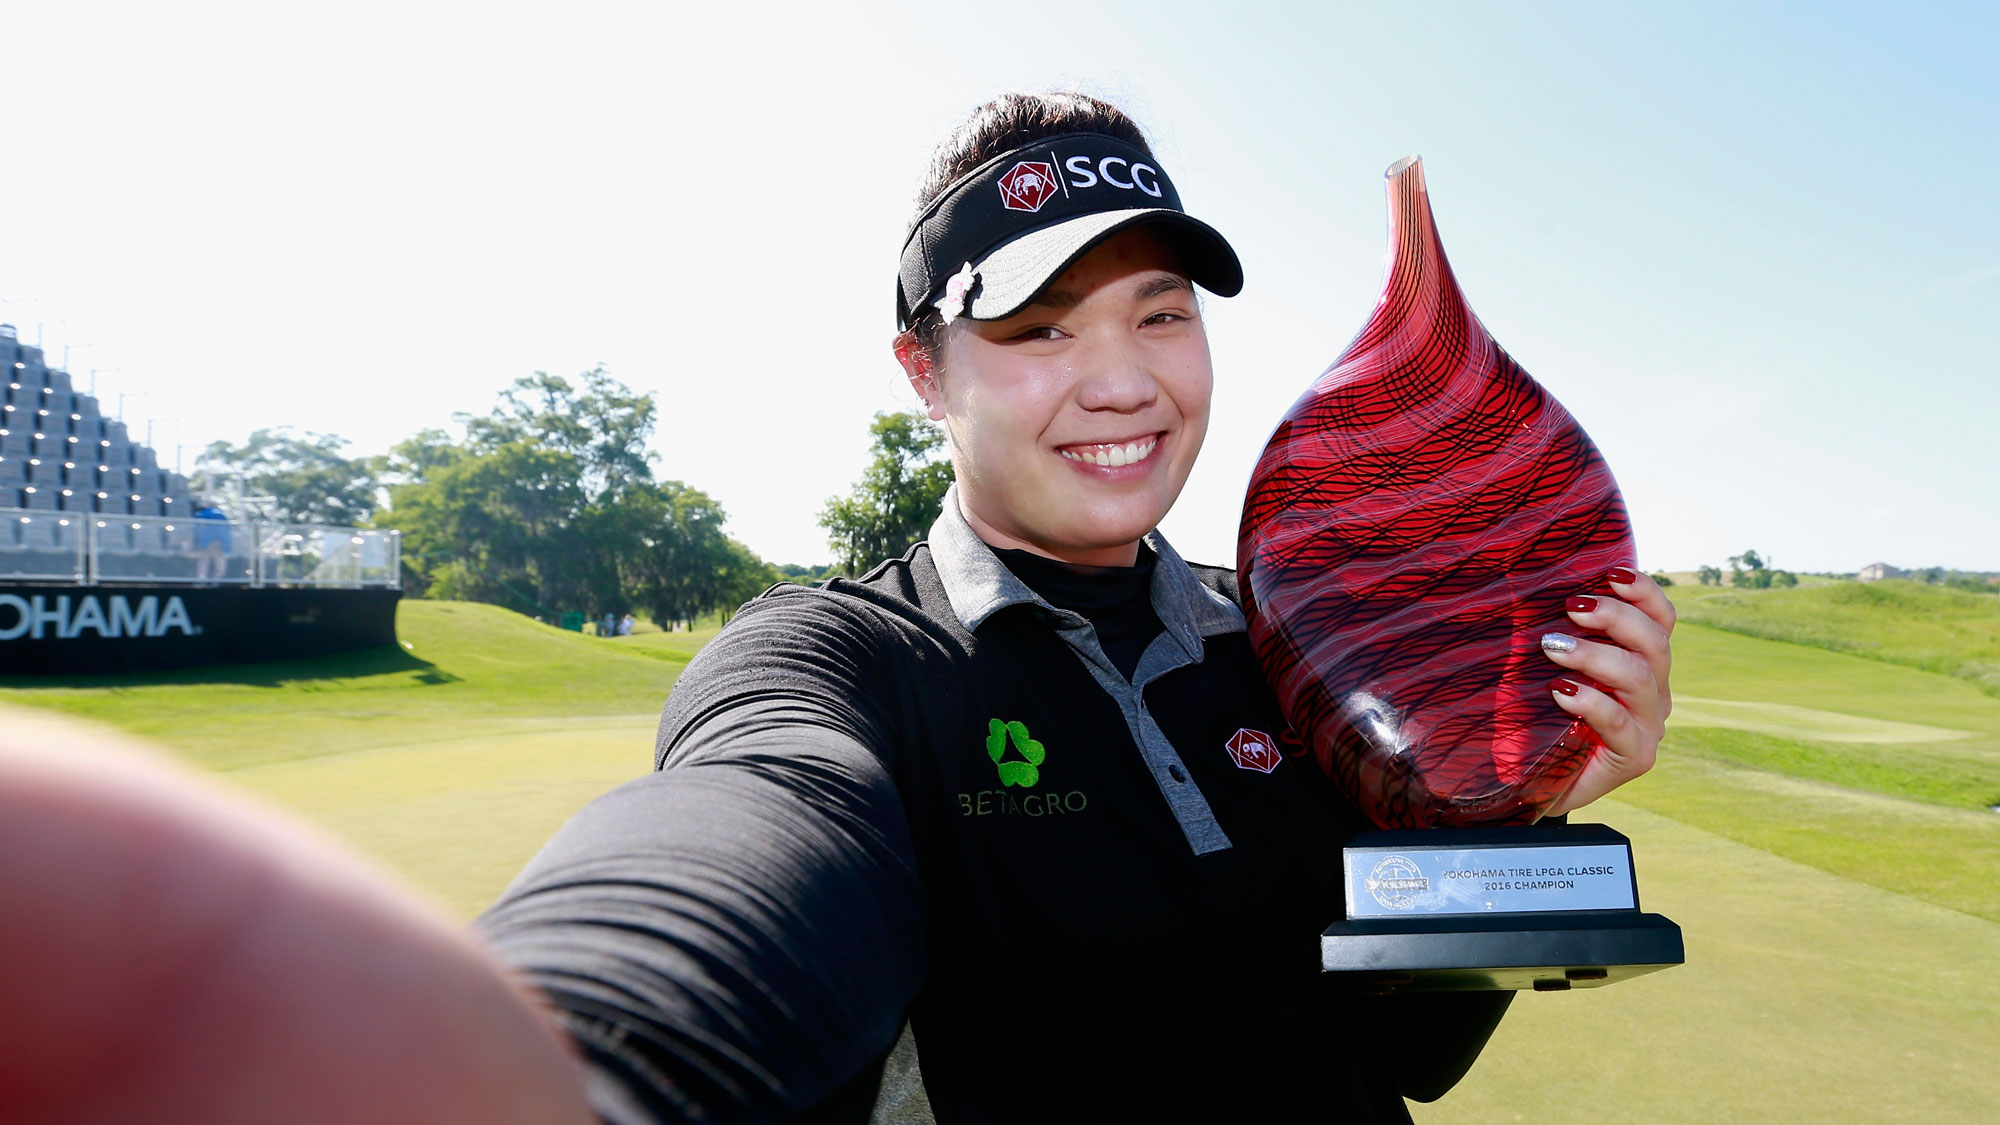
[[906, 92, 1154, 350]]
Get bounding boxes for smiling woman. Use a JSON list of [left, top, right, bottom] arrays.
[[0, 91, 1674, 1125], [471, 90, 1675, 1123]]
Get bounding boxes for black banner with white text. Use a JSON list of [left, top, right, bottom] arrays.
[[0, 585, 401, 675]]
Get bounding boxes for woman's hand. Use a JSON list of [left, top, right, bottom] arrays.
[[1538, 566, 1675, 816], [0, 707, 594, 1125]]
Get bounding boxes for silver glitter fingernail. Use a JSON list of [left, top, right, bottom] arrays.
[[1540, 632, 1578, 654]]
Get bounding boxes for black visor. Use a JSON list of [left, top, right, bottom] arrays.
[[896, 132, 1244, 329]]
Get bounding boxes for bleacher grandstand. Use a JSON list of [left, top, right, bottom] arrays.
[[1, 323, 398, 588], [2, 325, 191, 520]]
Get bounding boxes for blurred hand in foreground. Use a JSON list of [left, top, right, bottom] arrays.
[[0, 706, 592, 1125]]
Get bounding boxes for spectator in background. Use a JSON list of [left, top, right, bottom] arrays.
[[192, 498, 230, 583], [600, 612, 616, 637], [618, 613, 635, 637]]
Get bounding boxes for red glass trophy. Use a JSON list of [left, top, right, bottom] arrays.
[[1238, 157, 1682, 993]]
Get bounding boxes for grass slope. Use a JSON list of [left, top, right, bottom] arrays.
[[1669, 579, 2000, 694], [1, 600, 711, 771]]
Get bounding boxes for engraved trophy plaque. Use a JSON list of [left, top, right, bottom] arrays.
[[1238, 157, 1683, 993]]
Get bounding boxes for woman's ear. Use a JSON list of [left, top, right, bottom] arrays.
[[893, 330, 946, 421]]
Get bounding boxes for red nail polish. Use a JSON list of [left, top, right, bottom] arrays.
[[1566, 595, 1598, 614], [1551, 677, 1583, 697], [1606, 566, 1640, 585]]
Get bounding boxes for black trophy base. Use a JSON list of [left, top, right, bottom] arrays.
[[1321, 910, 1684, 994]]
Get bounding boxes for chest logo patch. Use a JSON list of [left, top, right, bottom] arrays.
[[986, 718, 1046, 788], [1226, 728, 1283, 774]]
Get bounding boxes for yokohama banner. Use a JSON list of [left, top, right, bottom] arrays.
[[0, 585, 400, 675]]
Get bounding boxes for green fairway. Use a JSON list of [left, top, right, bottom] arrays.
[[1424, 800, 2000, 1123]]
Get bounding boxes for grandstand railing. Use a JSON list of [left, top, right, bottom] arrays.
[[0, 510, 400, 587]]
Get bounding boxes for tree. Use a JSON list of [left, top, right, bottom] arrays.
[[622, 481, 743, 628], [459, 367, 656, 503], [1728, 550, 1773, 589], [818, 410, 955, 575], [377, 441, 587, 613], [370, 368, 781, 624], [197, 428, 380, 525], [1696, 565, 1722, 586]]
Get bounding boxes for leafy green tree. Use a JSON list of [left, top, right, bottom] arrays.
[[1650, 571, 1675, 587], [1696, 564, 1722, 586], [197, 428, 380, 525], [377, 441, 586, 612], [1729, 550, 1774, 588], [621, 481, 741, 628], [1771, 570, 1799, 588], [819, 410, 955, 575], [459, 367, 656, 503], [372, 368, 780, 623]]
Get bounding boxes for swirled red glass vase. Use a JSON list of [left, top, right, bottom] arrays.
[[1237, 156, 1636, 829]]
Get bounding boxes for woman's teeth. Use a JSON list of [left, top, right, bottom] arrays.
[[1061, 439, 1157, 467]]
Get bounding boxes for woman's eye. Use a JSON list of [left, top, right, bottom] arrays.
[[1011, 325, 1064, 341], [1142, 311, 1188, 326]]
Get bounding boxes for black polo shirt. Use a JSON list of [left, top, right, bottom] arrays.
[[480, 491, 1508, 1124]]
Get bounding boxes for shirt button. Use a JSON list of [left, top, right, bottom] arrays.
[[1168, 764, 1188, 783]]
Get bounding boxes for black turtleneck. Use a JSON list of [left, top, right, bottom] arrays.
[[991, 545, 1165, 681]]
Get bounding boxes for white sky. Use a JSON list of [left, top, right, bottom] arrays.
[[5, 1, 1996, 572]]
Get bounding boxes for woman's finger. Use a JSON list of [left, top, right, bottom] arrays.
[[1538, 635, 1664, 731], [1545, 677, 1659, 816], [1604, 566, 1676, 636], [1552, 590, 1672, 719]]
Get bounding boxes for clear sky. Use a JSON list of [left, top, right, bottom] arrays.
[[5, 1, 1995, 572]]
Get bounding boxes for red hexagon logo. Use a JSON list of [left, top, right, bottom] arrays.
[[997, 160, 1059, 212], [1226, 728, 1283, 774]]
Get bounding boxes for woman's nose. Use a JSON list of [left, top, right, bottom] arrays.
[[1073, 336, 1158, 413]]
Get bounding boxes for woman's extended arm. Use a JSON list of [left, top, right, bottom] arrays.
[[480, 589, 930, 1122]]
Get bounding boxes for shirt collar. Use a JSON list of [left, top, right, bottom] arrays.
[[926, 484, 1245, 650]]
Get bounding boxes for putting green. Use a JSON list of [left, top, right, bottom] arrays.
[[222, 718, 658, 919], [1673, 696, 1975, 744], [1423, 800, 2000, 1123]]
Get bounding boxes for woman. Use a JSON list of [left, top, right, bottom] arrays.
[[0, 93, 1669, 1124], [475, 92, 1673, 1122]]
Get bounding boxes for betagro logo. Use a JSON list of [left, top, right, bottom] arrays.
[[986, 718, 1044, 787], [957, 718, 1088, 819]]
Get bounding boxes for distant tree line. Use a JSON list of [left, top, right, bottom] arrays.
[[199, 368, 779, 627], [1691, 550, 1798, 588], [1901, 567, 2000, 594]]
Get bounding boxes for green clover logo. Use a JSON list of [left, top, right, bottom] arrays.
[[986, 718, 1045, 788]]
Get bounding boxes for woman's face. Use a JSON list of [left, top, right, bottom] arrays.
[[904, 227, 1213, 566]]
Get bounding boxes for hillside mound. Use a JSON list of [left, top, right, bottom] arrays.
[[1669, 579, 2000, 694]]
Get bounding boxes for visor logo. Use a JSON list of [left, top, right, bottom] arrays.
[[1226, 728, 1282, 774], [997, 161, 1059, 212]]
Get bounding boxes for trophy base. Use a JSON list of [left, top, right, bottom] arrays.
[[1325, 823, 1684, 993], [1321, 910, 1684, 993]]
